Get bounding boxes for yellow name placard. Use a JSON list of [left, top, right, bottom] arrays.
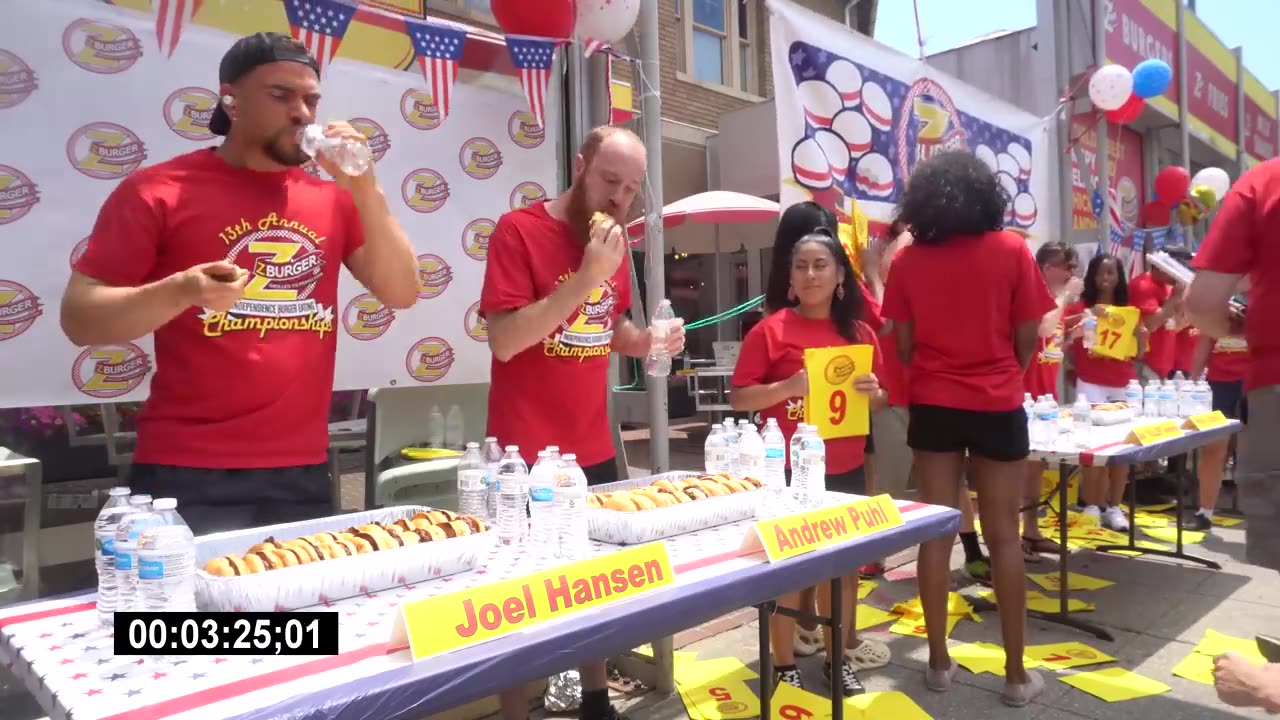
[[743, 494, 904, 562], [803, 344, 873, 440], [1091, 306, 1140, 361], [1184, 410, 1229, 431], [1126, 420, 1182, 446], [391, 543, 675, 661]]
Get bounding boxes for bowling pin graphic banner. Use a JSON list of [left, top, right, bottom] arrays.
[[0, 0, 560, 408], [768, 0, 1054, 243]]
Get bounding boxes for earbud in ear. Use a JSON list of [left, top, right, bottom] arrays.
[[221, 95, 235, 107]]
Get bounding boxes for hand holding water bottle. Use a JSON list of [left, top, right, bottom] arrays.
[[645, 300, 685, 377], [299, 121, 375, 186]]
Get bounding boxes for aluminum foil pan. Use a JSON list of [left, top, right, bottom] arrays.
[[587, 471, 762, 545], [193, 505, 492, 612]]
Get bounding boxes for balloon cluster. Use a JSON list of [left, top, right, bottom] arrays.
[[1150, 165, 1231, 226], [1087, 58, 1172, 124], [491, 0, 640, 52]]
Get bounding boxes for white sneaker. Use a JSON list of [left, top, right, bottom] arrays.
[[1102, 505, 1129, 531], [1082, 505, 1102, 523]]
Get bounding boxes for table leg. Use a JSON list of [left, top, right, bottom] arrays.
[[757, 603, 772, 720], [1093, 456, 1221, 570], [653, 636, 675, 694], [830, 577, 843, 720]]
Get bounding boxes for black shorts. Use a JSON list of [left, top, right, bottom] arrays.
[[1209, 380, 1249, 423], [907, 404, 1030, 462], [582, 457, 621, 487], [127, 463, 332, 536]]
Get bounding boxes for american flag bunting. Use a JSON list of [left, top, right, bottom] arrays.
[[405, 18, 466, 121], [505, 35, 558, 130], [156, 0, 203, 58], [283, 0, 357, 77]]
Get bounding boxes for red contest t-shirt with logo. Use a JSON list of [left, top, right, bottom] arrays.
[[1064, 301, 1136, 388], [1208, 337, 1250, 383], [881, 231, 1056, 412], [1129, 272, 1175, 377], [1025, 317, 1065, 399], [1174, 326, 1199, 374], [1195, 159, 1280, 391], [730, 309, 882, 474], [480, 202, 630, 468], [74, 149, 364, 468]]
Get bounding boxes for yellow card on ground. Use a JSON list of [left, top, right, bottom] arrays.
[[1027, 572, 1115, 592], [893, 592, 976, 619], [1025, 592, 1095, 614], [1041, 467, 1080, 511], [676, 657, 759, 687], [889, 612, 961, 638], [1138, 503, 1176, 513], [1143, 526, 1206, 544], [1091, 306, 1141, 360], [391, 542, 673, 660], [1172, 650, 1215, 685], [744, 494, 903, 562], [680, 679, 759, 720], [854, 604, 898, 630], [769, 682, 831, 720], [951, 642, 1010, 674], [846, 691, 933, 719], [1212, 515, 1244, 527], [1194, 629, 1267, 664], [1067, 526, 1132, 545], [856, 580, 877, 600], [1026, 642, 1116, 670], [1059, 667, 1172, 702], [633, 644, 653, 657], [1132, 513, 1169, 528], [1184, 410, 1229, 431], [803, 344, 873, 439], [1127, 420, 1183, 446]]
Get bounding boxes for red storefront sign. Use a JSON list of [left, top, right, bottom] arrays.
[[1103, 0, 1179, 109], [1243, 96, 1277, 161], [1070, 115, 1146, 231], [1183, 13, 1238, 151]]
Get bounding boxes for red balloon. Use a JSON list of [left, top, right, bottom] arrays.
[[1140, 200, 1170, 227], [1106, 93, 1144, 124], [492, 0, 576, 39], [1154, 166, 1191, 206]]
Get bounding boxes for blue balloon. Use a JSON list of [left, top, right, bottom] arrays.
[[1132, 59, 1173, 99]]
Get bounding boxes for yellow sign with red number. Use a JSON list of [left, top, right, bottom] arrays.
[[803, 344, 873, 440], [1091, 306, 1141, 360]]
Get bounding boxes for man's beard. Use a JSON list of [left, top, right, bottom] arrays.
[[566, 182, 623, 245], [264, 126, 309, 167]]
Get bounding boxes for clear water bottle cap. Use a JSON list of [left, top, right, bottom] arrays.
[[153, 498, 177, 510], [466, 441, 479, 448], [537, 450, 550, 458], [129, 494, 152, 505], [485, 436, 498, 442], [109, 486, 131, 496], [563, 453, 577, 461], [505, 445, 519, 452], [547, 446, 560, 452]]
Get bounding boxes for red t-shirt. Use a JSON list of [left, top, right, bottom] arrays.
[[730, 309, 882, 474], [1025, 317, 1065, 399], [480, 202, 630, 468], [1207, 336, 1250, 383], [881, 231, 1056, 412], [1064, 301, 1136, 388], [1173, 326, 1199, 374], [74, 149, 365, 468], [1129, 272, 1175, 376], [1194, 158, 1280, 390], [857, 284, 907, 406]]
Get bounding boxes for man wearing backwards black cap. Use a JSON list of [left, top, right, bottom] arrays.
[[60, 33, 418, 534]]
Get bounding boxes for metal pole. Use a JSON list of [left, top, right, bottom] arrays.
[[639, 0, 669, 474], [1176, 1, 1190, 172], [1054, 0, 1073, 246], [1093, 0, 1110, 246], [1234, 47, 1246, 176]]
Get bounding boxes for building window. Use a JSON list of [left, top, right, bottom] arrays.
[[432, 0, 492, 20], [678, 0, 756, 95]]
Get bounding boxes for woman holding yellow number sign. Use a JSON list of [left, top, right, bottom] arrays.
[[731, 225, 888, 697]]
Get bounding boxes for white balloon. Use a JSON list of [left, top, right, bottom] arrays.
[[575, 0, 641, 46], [1191, 167, 1231, 202], [1088, 64, 1134, 112]]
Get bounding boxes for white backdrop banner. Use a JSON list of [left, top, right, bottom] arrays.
[[768, 0, 1054, 245], [0, 0, 559, 408]]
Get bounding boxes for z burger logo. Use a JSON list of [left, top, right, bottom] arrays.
[[402, 168, 450, 213], [72, 342, 151, 399], [461, 218, 495, 261], [164, 87, 218, 141], [62, 19, 142, 74], [0, 165, 39, 225], [0, 50, 38, 109], [400, 88, 442, 131], [342, 293, 396, 341], [464, 301, 488, 342], [350, 117, 391, 162], [406, 336, 455, 383], [67, 122, 147, 180], [510, 181, 547, 210], [459, 137, 503, 180], [416, 254, 453, 300], [0, 280, 43, 341], [508, 110, 545, 149]]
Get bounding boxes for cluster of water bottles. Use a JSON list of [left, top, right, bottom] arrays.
[[1026, 371, 1214, 450], [94, 489, 197, 624], [703, 417, 828, 517], [456, 440, 591, 561]]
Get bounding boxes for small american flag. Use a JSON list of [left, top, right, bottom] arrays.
[[406, 19, 466, 120], [283, 0, 357, 76], [506, 35, 558, 130], [156, 0, 202, 58]]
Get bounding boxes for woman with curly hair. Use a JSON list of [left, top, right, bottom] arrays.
[[881, 151, 1056, 707]]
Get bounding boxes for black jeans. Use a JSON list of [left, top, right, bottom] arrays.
[[127, 463, 332, 536]]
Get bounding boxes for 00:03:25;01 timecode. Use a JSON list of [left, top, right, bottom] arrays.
[[113, 612, 340, 655]]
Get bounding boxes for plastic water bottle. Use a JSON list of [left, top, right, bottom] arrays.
[[113, 496, 157, 613], [546, 446, 563, 465], [1072, 396, 1093, 448], [427, 405, 444, 448], [482, 437, 503, 521], [1047, 396, 1061, 436], [1173, 370, 1187, 389], [495, 446, 529, 546], [1124, 380, 1143, 410], [1143, 380, 1160, 418], [799, 431, 826, 507], [704, 423, 728, 475], [1192, 378, 1213, 416], [762, 418, 787, 495], [444, 405, 464, 450], [457, 442, 488, 517], [299, 123, 373, 176], [645, 299, 677, 377], [1159, 380, 1178, 418], [555, 454, 589, 561], [722, 419, 741, 479], [1023, 393, 1035, 420], [1178, 380, 1196, 418], [738, 424, 766, 488], [1082, 312, 1098, 350], [136, 499, 195, 611], [789, 424, 810, 495], [94, 487, 132, 626], [1032, 396, 1055, 448], [527, 451, 556, 555]]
